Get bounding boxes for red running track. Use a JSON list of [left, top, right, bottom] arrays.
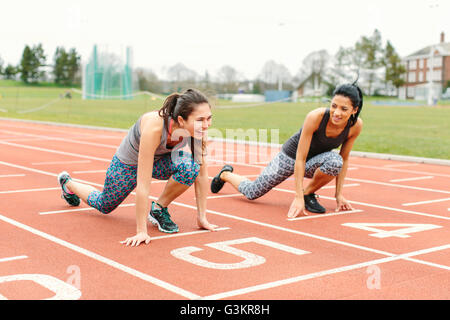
[[0, 118, 449, 300]]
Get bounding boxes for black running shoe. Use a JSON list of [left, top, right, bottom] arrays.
[[210, 165, 234, 193], [57, 171, 80, 206], [148, 201, 179, 233], [304, 193, 326, 213]]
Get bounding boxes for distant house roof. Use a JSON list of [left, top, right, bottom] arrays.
[[405, 42, 450, 59]]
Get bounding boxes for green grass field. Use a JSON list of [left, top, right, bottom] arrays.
[[1, 83, 449, 160]]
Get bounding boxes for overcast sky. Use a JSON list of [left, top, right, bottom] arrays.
[[1, 0, 449, 80]]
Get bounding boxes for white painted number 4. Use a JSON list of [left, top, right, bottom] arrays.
[[171, 237, 309, 269], [342, 223, 442, 238]]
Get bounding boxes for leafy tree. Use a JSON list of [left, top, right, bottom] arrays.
[[382, 41, 405, 95], [53, 47, 68, 84], [354, 29, 384, 95], [4, 64, 18, 79], [53, 47, 80, 86], [20, 43, 46, 83], [66, 48, 81, 85]]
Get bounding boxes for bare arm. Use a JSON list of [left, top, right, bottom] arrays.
[[121, 113, 163, 246], [287, 109, 324, 218], [194, 158, 218, 230], [335, 118, 363, 211]]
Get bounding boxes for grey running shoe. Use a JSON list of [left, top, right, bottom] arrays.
[[57, 171, 80, 206], [148, 201, 179, 233]]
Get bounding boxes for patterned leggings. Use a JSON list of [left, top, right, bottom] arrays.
[[87, 152, 200, 214], [238, 151, 343, 200]]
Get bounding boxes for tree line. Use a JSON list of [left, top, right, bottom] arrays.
[[0, 44, 81, 86], [137, 29, 406, 96], [0, 29, 405, 96]]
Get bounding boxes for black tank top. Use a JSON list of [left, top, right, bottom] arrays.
[[281, 109, 351, 160]]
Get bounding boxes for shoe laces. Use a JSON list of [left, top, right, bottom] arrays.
[[154, 204, 172, 224]]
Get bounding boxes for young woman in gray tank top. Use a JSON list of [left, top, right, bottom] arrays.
[[211, 83, 364, 218], [57, 89, 217, 247]]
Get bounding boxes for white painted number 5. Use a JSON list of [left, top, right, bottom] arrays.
[[171, 237, 309, 270]]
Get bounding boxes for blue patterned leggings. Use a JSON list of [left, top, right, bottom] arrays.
[[238, 151, 343, 200], [87, 152, 200, 214]]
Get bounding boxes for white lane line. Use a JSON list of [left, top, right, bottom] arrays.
[[402, 197, 450, 207], [0, 159, 443, 258], [0, 255, 28, 263], [0, 129, 118, 149], [2, 158, 449, 298], [346, 177, 450, 194], [272, 187, 450, 221], [389, 176, 434, 183], [150, 227, 230, 241], [72, 170, 106, 174], [0, 141, 111, 163], [0, 187, 60, 194], [32, 160, 92, 165], [0, 174, 25, 178], [39, 203, 135, 215], [200, 243, 450, 300], [384, 163, 420, 168], [351, 163, 450, 178], [207, 194, 243, 199], [287, 210, 364, 221], [0, 213, 200, 300]]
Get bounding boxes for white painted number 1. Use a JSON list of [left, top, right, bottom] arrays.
[[342, 223, 442, 238], [171, 237, 309, 269]]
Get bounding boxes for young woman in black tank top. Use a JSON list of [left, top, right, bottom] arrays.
[[211, 83, 364, 218]]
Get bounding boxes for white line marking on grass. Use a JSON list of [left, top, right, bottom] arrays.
[[32, 160, 92, 165], [0, 255, 28, 263], [287, 210, 364, 221], [389, 176, 434, 182], [0, 187, 60, 194], [200, 243, 450, 300], [402, 197, 450, 207], [0, 214, 200, 299]]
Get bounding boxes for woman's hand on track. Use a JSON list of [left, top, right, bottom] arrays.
[[335, 195, 353, 212], [197, 216, 218, 231], [120, 232, 151, 247], [287, 197, 307, 218]]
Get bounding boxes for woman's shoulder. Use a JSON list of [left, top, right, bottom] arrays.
[[140, 111, 164, 134], [349, 117, 363, 138], [305, 107, 327, 123]]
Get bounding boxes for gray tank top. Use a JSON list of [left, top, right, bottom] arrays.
[[281, 109, 351, 161], [115, 115, 188, 165]]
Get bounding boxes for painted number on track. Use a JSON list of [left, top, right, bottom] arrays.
[[171, 237, 309, 269], [0, 274, 81, 300]]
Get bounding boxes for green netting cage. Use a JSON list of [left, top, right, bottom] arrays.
[[82, 45, 134, 100]]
